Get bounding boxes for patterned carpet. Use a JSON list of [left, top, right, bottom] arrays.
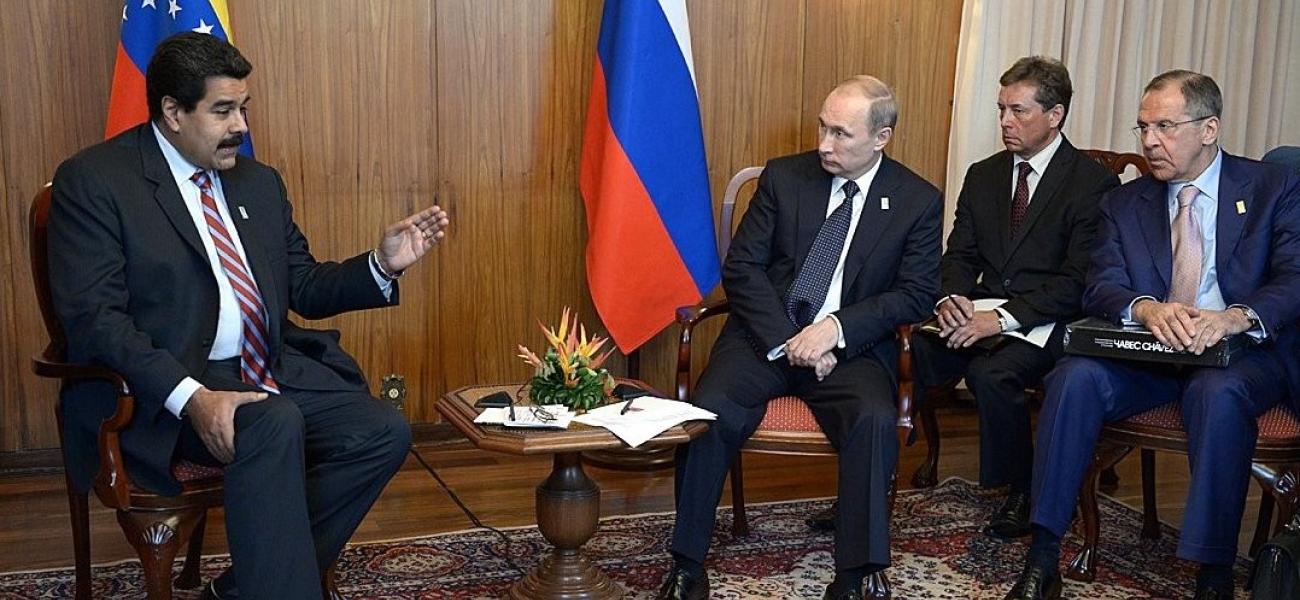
[[0, 478, 1250, 599]]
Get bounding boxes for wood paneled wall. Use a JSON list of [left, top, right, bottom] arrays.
[[0, 0, 960, 453]]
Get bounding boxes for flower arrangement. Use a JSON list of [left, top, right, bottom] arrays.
[[517, 308, 616, 411]]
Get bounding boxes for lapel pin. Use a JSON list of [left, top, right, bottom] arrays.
[[881, 196, 890, 210], [238, 206, 250, 220], [1235, 200, 1246, 215]]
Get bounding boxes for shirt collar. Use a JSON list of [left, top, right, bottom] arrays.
[[1168, 147, 1223, 207], [1012, 130, 1064, 176], [151, 122, 209, 186], [832, 154, 885, 201]]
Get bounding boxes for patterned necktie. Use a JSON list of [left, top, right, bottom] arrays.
[[1168, 184, 1203, 306], [1010, 161, 1032, 234], [784, 180, 860, 328], [191, 171, 279, 393]]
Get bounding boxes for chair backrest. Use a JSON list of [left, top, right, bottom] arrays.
[[1079, 149, 1151, 179], [717, 166, 764, 259], [28, 184, 65, 361], [1262, 146, 1300, 174]]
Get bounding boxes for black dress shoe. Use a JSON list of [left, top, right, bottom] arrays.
[[1191, 586, 1230, 600], [199, 581, 222, 600], [822, 586, 864, 600], [807, 501, 838, 531], [1003, 562, 1061, 600], [656, 565, 709, 600], [984, 490, 1032, 539]]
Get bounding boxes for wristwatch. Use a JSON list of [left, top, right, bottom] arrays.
[[996, 313, 1010, 333]]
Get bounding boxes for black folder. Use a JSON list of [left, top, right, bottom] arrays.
[[1064, 317, 1249, 368]]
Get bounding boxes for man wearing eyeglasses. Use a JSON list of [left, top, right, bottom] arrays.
[[1004, 70, 1300, 600]]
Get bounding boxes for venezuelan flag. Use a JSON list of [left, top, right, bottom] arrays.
[[106, 0, 252, 155], [580, 0, 719, 353]]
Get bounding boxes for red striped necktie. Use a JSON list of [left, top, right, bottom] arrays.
[[191, 171, 279, 394]]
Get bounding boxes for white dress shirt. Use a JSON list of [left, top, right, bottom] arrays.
[[153, 125, 392, 417]]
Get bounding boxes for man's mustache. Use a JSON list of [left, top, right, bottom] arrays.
[[219, 134, 245, 148]]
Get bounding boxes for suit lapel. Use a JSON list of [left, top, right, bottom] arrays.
[[1215, 155, 1248, 287], [1003, 141, 1073, 264], [140, 127, 208, 260], [841, 156, 902, 292], [1136, 181, 1173, 292], [996, 153, 1015, 254], [793, 165, 834, 272]]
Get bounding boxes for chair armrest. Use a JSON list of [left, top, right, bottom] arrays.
[[32, 350, 137, 507], [894, 323, 917, 445], [675, 298, 732, 402]]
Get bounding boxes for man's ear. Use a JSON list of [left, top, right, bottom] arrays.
[[1200, 116, 1220, 147], [160, 96, 183, 133], [873, 126, 893, 152]]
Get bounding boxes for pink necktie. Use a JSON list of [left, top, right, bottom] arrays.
[[1168, 184, 1202, 306], [191, 171, 280, 393]]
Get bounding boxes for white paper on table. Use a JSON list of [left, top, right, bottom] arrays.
[[573, 397, 716, 448], [473, 406, 574, 429], [972, 298, 1054, 348]]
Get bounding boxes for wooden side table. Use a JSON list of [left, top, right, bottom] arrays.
[[438, 380, 708, 599]]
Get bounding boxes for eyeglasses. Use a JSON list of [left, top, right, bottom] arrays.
[[1131, 115, 1213, 140]]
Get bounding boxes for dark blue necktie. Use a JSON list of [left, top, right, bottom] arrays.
[[784, 180, 860, 328]]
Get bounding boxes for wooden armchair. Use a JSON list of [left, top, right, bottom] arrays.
[[1067, 403, 1300, 581], [908, 149, 1151, 490], [29, 184, 222, 599], [673, 167, 916, 599]]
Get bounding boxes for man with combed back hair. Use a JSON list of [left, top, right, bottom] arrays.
[[1003, 70, 1300, 600], [910, 56, 1117, 540], [657, 75, 943, 600], [48, 32, 449, 598]]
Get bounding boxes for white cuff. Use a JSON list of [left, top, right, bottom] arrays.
[[165, 377, 203, 419], [826, 314, 847, 348], [369, 259, 395, 301], [1122, 295, 1157, 325]]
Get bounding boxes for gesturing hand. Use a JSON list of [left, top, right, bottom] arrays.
[[185, 387, 268, 463], [376, 205, 450, 275]]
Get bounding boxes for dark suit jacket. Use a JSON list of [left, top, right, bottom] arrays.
[[1084, 152, 1300, 395], [721, 150, 943, 379], [48, 124, 396, 494], [941, 137, 1119, 328]]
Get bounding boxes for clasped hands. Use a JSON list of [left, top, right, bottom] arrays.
[[375, 204, 451, 275], [936, 295, 1002, 349], [1131, 299, 1251, 354], [785, 318, 840, 380]]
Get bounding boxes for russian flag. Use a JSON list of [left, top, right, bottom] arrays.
[[580, 0, 719, 353], [106, 0, 253, 156]]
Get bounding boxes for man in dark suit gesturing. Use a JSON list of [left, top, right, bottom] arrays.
[[914, 56, 1117, 539], [1004, 71, 1300, 600], [657, 76, 943, 600], [48, 33, 448, 599]]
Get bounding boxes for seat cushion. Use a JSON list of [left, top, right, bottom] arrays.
[[1120, 402, 1300, 442], [171, 460, 223, 483], [757, 396, 824, 433]]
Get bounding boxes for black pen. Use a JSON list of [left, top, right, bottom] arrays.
[[620, 397, 636, 415]]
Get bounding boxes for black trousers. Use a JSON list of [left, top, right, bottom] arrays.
[[910, 330, 1059, 490], [670, 332, 898, 570], [176, 359, 411, 599]]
